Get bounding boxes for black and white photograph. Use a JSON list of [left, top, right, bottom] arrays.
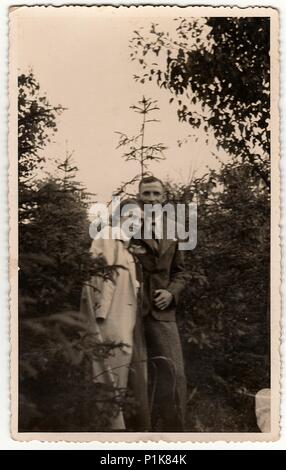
[[8, 5, 280, 441]]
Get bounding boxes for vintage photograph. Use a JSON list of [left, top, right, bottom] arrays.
[[9, 5, 280, 441]]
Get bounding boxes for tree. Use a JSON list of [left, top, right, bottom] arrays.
[[19, 158, 94, 316], [18, 72, 65, 226], [19, 155, 129, 430], [18, 74, 128, 431], [114, 96, 167, 197], [18, 73, 96, 315], [18, 72, 64, 180], [130, 17, 270, 189], [19, 310, 128, 432], [129, 18, 271, 430], [164, 159, 269, 431]]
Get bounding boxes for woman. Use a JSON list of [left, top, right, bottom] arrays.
[[81, 198, 150, 430]]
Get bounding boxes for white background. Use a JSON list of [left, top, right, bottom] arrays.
[[0, 0, 285, 450]]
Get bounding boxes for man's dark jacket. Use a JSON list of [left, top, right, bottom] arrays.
[[131, 234, 188, 322]]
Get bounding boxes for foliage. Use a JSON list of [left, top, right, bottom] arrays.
[[19, 311, 128, 431], [130, 17, 270, 189], [130, 18, 270, 427], [114, 96, 167, 197], [18, 71, 65, 181], [165, 158, 270, 410], [18, 73, 130, 431], [19, 158, 94, 316], [18, 18, 271, 430], [19, 72, 64, 225]]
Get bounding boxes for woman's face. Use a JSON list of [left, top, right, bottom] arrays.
[[120, 204, 143, 239]]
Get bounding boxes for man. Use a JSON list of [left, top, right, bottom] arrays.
[[132, 175, 188, 431]]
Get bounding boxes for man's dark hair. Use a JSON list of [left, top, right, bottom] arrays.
[[139, 176, 164, 192]]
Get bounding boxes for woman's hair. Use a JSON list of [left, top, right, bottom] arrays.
[[111, 197, 141, 225]]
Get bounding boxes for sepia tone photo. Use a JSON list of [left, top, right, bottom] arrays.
[[9, 5, 280, 442]]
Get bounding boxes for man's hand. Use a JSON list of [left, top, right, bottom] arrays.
[[154, 289, 173, 310]]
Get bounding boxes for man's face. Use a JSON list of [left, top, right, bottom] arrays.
[[139, 182, 164, 206]]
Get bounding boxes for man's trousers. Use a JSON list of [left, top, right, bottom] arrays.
[[143, 315, 187, 431]]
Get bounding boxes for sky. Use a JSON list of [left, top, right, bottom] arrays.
[[14, 6, 229, 203]]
